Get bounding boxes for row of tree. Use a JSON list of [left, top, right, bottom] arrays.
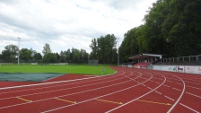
[[0, 34, 117, 64], [119, 0, 201, 62], [0, 44, 89, 63]]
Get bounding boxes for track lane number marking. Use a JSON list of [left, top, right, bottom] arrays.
[[138, 99, 172, 106], [96, 99, 123, 105], [55, 98, 77, 104], [16, 97, 32, 103]]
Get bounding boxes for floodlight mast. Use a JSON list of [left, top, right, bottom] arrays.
[[18, 37, 21, 66]]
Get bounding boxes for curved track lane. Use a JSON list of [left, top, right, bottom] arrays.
[[0, 67, 200, 113]]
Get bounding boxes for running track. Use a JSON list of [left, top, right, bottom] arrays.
[[0, 67, 200, 113]]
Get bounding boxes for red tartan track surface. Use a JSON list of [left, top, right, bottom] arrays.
[[0, 66, 200, 113]]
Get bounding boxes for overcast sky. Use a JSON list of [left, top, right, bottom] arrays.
[[0, 0, 157, 54]]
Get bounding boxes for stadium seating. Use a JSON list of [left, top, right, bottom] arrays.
[[134, 62, 149, 68]]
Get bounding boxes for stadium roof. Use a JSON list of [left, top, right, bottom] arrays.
[[129, 53, 162, 60]]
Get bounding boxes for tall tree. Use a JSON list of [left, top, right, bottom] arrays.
[[33, 52, 42, 61], [59, 51, 66, 62], [43, 53, 57, 63], [80, 49, 89, 63], [1, 44, 18, 62], [65, 49, 71, 63], [71, 48, 80, 63], [20, 48, 32, 62], [119, 28, 139, 62], [142, 0, 168, 54], [90, 34, 117, 64], [42, 43, 51, 55], [89, 38, 98, 60]]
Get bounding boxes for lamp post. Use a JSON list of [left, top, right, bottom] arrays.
[[18, 37, 21, 66]]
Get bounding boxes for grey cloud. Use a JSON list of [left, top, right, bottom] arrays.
[[0, 0, 18, 4], [89, 0, 140, 10], [0, 13, 60, 40], [0, 0, 157, 53]]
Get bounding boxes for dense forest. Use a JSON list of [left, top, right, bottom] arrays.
[[119, 0, 201, 62], [1, 0, 201, 64]]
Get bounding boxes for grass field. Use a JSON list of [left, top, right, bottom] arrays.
[[0, 64, 115, 75]]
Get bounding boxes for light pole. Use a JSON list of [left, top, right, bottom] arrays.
[[18, 37, 21, 66]]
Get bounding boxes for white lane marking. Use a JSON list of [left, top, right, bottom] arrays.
[[184, 81, 201, 86], [150, 80, 154, 82], [140, 77, 147, 80], [180, 103, 199, 113], [155, 91, 162, 95], [167, 81, 174, 84], [0, 80, 133, 110], [153, 77, 164, 80], [163, 84, 171, 88], [41, 72, 148, 113], [186, 92, 201, 99], [0, 76, 102, 90], [167, 75, 186, 113], [172, 87, 182, 92], [0, 74, 123, 95], [0, 76, 128, 101], [164, 95, 175, 102], [0, 72, 143, 110], [42, 75, 63, 82], [141, 84, 146, 87], [147, 86, 152, 90], [155, 82, 161, 84], [187, 85, 201, 91], [105, 74, 166, 113], [175, 82, 183, 85], [0, 71, 119, 91], [180, 77, 201, 84]]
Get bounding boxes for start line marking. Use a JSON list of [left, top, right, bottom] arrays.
[[55, 98, 77, 104], [96, 99, 123, 105], [16, 97, 32, 103], [138, 99, 172, 106]]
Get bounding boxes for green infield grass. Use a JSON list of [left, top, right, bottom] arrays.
[[0, 64, 115, 75]]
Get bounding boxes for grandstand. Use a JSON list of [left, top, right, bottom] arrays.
[[129, 53, 162, 68], [128, 53, 201, 74]]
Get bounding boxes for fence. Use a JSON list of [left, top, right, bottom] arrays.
[[159, 55, 201, 65], [88, 60, 99, 65]]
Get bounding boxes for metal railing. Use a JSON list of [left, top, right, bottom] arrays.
[[158, 55, 201, 65]]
